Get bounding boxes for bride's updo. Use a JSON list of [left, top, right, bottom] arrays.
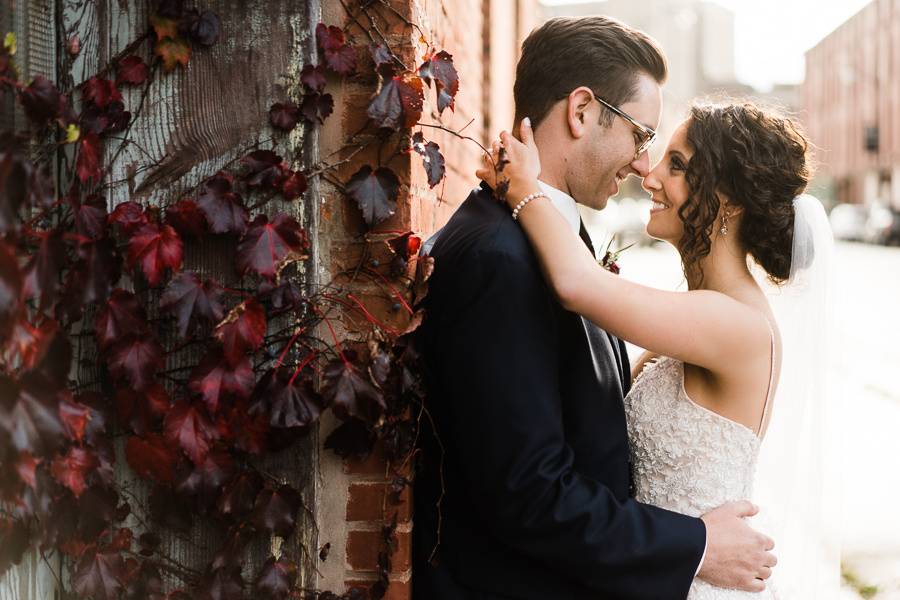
[[679, 101, 811, 283]]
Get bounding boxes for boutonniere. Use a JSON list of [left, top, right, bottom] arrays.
[[598, 239, 634, 275]]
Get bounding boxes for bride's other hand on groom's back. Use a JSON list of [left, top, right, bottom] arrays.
[[699, 500, 777, 591]]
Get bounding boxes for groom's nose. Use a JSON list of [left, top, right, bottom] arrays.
[[630, 150, 651, 177]]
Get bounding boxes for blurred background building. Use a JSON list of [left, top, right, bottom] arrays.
[[804, 0, 900, 245]]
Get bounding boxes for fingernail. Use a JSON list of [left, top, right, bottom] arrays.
[[523, 117, 531, 128]]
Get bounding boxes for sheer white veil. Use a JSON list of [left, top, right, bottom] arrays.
[[752, 194, 842, 598]]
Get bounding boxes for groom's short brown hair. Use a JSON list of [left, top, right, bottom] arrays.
[[514, 16, 667, 128]]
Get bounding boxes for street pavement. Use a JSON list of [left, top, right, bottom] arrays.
[[615, 239, 900, 599]]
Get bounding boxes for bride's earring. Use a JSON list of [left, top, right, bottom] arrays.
[[720, 214, 728, 236]]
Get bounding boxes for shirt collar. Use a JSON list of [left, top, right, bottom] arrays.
[[538, 180, 581, 234]]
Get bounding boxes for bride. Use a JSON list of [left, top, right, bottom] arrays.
[[476, 101, 839, 598]]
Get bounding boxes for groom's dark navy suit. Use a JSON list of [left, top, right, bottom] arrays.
[[413, 183, 706, 599]]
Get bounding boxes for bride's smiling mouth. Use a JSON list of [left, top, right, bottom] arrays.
[[650, 197, 670, 213]]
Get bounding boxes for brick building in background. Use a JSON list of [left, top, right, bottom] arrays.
[[316, 0, 538, 597], [804, 0, 900, 210]]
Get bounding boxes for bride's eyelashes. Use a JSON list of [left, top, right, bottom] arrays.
[[668, 155, 685, 174]]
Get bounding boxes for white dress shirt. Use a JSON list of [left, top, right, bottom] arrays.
[[536, 180, 581, 236]]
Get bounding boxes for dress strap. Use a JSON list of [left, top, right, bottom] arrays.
[[757, 318, 777, 438]]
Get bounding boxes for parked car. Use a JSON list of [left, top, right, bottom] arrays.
[[883, 209, 900, 246], [865, 203, 896, 244], [829, 203, 868, 242]]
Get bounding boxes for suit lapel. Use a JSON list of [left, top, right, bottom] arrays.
[[578, 220, 627, 389]]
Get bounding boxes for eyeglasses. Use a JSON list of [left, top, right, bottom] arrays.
[[592, 93, 657, 159]]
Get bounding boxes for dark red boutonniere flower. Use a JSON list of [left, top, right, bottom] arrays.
[[599, 239, 634, 275]]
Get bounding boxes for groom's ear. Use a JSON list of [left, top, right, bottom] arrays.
[[566, 87, 594, 139]]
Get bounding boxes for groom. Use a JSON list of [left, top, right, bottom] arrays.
[[413, 16, 775, 600]]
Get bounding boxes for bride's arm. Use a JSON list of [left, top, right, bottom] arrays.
[[478, 122, 769, 372]]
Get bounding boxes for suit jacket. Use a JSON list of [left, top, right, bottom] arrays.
[[412, 183, 706, 599]]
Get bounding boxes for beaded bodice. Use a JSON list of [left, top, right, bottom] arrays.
[[624, 356, 776, 599], [624, 357, 761, 516]]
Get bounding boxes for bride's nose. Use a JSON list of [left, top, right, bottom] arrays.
[[641, 165, 662, 192]]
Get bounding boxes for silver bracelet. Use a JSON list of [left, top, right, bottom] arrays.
[[511, 192, 547, 220]]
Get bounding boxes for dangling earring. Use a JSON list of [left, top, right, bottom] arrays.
[[720, 214, 728, 236]]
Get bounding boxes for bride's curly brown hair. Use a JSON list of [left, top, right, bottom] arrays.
[[679, 102, 811, 284]]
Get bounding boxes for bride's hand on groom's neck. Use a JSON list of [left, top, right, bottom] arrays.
[[475, 118, 543, 206]]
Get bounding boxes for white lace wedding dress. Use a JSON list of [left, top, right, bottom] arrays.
[[624, 348, 778, 599]]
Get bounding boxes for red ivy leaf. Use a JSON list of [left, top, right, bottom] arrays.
[[107, 201, 149, 234], [125, 433, 179, 485], [218, 400, 270, 456], [269, 102, 300, 132], [109, 528, 133, 553], [321, 357, 386, 422], [1, 374, 65, 457], [51, 446, 99, 498], [188, 348, 255, 414], [300, 92, 334, 125], [126, 223, 183, 285], [345, 165, 399, 227], [72, 194, 108, 240], [253, 557, 297, 600], [59, 396, 92, 443], [252, 484, 301, 537], [27, 230, 66, 306], [370, 42, 395, 74], [367, 73, 424, 130], [115, 384, 171, 435], [165, 198, 207, 238], [418, 49, 459, 114], [95, 289, 149, 351], [316, 23, 357, 76], [0, 242, 22, 339], [107, 334, 165, 390], [174, 448, 234, 509], [300, 64, 327, 93], [154, 36, 191, 72], [76, 132, 102, 184], [249, 369, 323, 429], [217, 470, 263, 518], [82, 77, 123, 108], [161, 272, 225, 339], [240, 150, 286, 189], [213, 299, 266, 367], [196, 173, 248, 235], [411, 131, 446, 188], [20, 75, 66, 124], [15, 451, 41, 489], [280, 170, 307, 200], [163, 401, 219, 465], [73, 549, 126, 600], [116, 55, 149, 85], [236, 214, 309, 280]]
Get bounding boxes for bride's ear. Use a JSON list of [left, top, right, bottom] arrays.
[[566, 87, 594, 139]]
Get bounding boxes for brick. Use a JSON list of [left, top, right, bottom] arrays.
[[347, 481, 412, 522], [346, 529, 411, 572], [345, 577, 411, 600]]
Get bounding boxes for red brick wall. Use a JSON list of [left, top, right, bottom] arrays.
[[803, 0, 900, 207], [315, 0, 538, 596]]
